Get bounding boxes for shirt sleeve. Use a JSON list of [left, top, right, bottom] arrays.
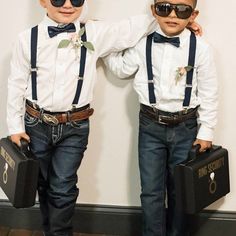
[[196, 43, 218, 141], [90, 14, 156, 57], [103, 47, 140, 79], [7, 33, 30, 135]]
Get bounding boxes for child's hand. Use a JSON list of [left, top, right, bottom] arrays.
[[10, 133, 30, 147], [187, 21, 202, 36], [193, 139, 212, 152]]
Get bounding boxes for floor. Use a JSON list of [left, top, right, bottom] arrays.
[[0, 227, 116, 236]]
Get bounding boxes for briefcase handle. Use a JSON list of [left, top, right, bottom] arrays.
[[7, 136, 30, 155], [189, 144, 201, 159], [188, 144, 222, 160], [19, 138, 30, 155]]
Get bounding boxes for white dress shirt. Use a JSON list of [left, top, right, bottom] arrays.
[[7, 15, 156, 135], [104, 25, 218, 141]]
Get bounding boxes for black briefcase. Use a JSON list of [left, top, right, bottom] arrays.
[[174, 145, 230, 214], [0, 137, 39, 208]]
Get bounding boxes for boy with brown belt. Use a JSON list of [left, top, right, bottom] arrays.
[[7, 1, 157, 235]]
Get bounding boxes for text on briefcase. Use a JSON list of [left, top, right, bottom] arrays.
[[174, 145, 230, 214]]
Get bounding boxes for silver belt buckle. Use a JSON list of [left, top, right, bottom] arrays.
[[158, 115, 170, 125], [42, 113, 59, 126]]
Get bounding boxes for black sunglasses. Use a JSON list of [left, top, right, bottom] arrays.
[[50, 0, 85, 7], [154, 2, 194, 19]]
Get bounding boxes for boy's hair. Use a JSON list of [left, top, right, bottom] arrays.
[[154, 0, 197, 9]]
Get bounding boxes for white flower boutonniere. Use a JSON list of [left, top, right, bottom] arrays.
[[175, 66, 194, 85], [58, 27, 94, 58]]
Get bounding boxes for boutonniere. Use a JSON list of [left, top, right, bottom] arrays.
[[58, 27, 94, 58], [175, 66, 194, 85]]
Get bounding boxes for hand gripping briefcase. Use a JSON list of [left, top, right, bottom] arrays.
[[174, 145, 230, 214], [0, 137, 39, 208]]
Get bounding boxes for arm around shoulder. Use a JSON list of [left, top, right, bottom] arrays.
[[103, 46, 140, 79], [92, 14, 156, 57]]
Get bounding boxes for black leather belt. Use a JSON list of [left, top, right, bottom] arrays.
[[140, 104, 198, 126]]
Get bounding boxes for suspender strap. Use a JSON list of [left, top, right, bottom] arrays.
[[183, 32, 197, 107], [72, 23, 87, 105], [30, 26, 38, 101], [30, 24, 88, 106], [145, 31, 197, 108], [146, 33, 156, 105]]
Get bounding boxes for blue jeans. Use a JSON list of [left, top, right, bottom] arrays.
[[138, 110, 197, 236], [25, 112, 89, 236]]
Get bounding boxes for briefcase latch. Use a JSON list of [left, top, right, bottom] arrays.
[[3, 163, 8, 184]]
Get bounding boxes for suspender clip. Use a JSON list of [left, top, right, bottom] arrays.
[[185, 84, 192, 88], [182, 106, 189, 114], [31, 100, 38, 109], [148, 80, 154, 84], [151, 105, 159, 120], [30, 67, 38, 72], [32, 103, 37, 110], [71, 104, 77, 111], [151, 105, 157, 112]]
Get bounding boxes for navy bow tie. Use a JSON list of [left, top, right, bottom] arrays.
[[153, 32, 180, 48], [48, 23, 76, 38]]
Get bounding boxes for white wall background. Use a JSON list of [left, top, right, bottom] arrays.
[[0, 0, 235, 211]]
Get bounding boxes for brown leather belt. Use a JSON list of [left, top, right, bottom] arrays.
[[26, 101, 94, 126], [140, 104, 198, 126]]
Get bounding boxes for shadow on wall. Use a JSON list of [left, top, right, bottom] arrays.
[[125, 91, 141, 205], [78, 60, 105, 204]]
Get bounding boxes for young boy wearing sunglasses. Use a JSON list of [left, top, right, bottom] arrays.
[[7, 0, 160, 235], [104, 0, 218, 235]]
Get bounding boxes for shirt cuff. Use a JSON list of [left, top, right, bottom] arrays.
[[7, 118, 25, 136], [196, 125, 214, 142]]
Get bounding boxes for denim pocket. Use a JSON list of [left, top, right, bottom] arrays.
[[24, 113, 39, 127], [182, 118, 198, 132], [139, 112, 155, 129], [70, 119, 89, 130]]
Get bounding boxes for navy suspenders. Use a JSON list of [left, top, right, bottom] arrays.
[[146, 32, 156, 105], [72, 23, 87, 105], [183, 32, 196, 107], [30, 26, 38, 101], [145, 31, 197, 108], [30, 23, 87, 107]]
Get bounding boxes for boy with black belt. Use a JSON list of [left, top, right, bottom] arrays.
[[6, 0, 158, 235], [104, 0, 218, 235]]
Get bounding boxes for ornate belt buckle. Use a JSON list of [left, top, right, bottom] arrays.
[[42, 113, 59, 126]]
